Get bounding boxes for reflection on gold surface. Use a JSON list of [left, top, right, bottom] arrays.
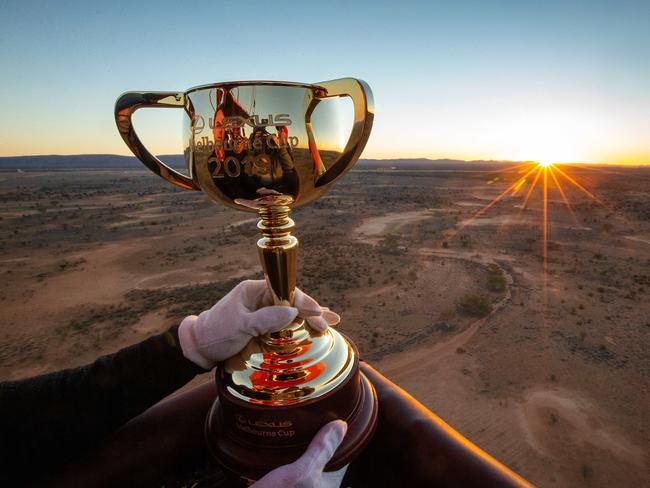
[[223, 318, 354, 405], [115, 79, 373, 406], [116, 79, 373, 212]]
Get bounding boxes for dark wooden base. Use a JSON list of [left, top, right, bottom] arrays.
[[36, 363, 532, 487], [205, 369, 378, 481]]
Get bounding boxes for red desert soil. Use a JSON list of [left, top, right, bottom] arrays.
[[1, 166, 649, 487]]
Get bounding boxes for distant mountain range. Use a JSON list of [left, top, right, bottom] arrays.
[[0, 154, 185, 170], [357, 158, 518, 170], [0, 154, 519, 170]]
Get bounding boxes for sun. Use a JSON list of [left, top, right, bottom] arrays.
[[510, 138, 585, 167], [451, 158, 612, 306]]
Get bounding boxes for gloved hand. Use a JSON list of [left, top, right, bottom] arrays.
[[252, 420, 348, 488], [178, 279, 340, 369]]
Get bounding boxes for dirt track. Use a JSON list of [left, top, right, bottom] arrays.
[[1, 166, 649, 487]]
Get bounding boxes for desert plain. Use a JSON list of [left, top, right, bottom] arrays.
[[0, 161, 648, 487]]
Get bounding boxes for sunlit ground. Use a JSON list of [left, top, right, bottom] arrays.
[[452, 160, 613, 303]]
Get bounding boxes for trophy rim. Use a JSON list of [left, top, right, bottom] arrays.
[[186, 80, 323, 94]]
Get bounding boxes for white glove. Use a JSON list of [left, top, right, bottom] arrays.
[[178, 280, 340, 369], [252, 420, 349, 488]]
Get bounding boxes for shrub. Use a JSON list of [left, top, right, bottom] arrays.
[[486, 263, 507, 292], [458, 293, 491, 317]]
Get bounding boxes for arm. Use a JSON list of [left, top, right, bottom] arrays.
[[0, 326, 204, 482], [0, 280, 333, 484]]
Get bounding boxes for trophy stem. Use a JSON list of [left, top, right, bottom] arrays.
[[257, 204, 303, 349], [257, 204, 299, 307]]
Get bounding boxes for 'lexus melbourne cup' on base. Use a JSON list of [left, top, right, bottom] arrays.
[[115, 79, 378, 480]]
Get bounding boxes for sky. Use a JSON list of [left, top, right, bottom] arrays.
[[0, 0, 649, 164]]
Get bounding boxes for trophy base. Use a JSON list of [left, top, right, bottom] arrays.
[[205, 370, 378, 481]]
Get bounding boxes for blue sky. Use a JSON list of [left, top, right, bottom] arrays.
[[1, 0, 649, 163]]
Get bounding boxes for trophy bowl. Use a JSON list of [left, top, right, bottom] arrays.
[[115, 78, 377, 481]]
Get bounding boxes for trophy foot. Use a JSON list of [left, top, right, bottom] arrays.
[[323, 370, 379, 470], [205, 369, 378, 481], [204, 204, 379, 481]]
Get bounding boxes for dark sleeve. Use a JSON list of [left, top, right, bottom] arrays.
[[0, 325, 207, 483]]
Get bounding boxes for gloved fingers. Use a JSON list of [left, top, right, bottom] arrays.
[[293, 287, 323, 316], [306, 308, 341, 332], [251, 461, 348, 488], [250, 421, 347, 487], [235, 282, 339, 333], [181, 314, 198, 325], [306, 315, 329, 332], [243, 281, 313, 311], [259, 285, 294, 308], [321, 309, 341, 326], [321, 464, 349, 487], [261, 285, 274, 307], [178, 315, 214, 370], [241, 283, 329, 316], [294, 420, 347, 475], [235, 279, 270, 310], [245, 306, 298, 336]]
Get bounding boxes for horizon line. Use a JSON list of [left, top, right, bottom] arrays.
[[0, 153, 649, 167]]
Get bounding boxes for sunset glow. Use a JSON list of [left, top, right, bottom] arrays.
[[453, 159, 614, 302], [0, 3, 648, 165]]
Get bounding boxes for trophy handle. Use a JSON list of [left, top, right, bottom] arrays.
[[310, 78, 375, 187], [115, 91, 200, 191]]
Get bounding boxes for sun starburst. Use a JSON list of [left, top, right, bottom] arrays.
[[453, 160, 612, 304]]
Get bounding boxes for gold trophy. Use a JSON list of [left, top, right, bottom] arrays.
[[115, 79, 377, 480]]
